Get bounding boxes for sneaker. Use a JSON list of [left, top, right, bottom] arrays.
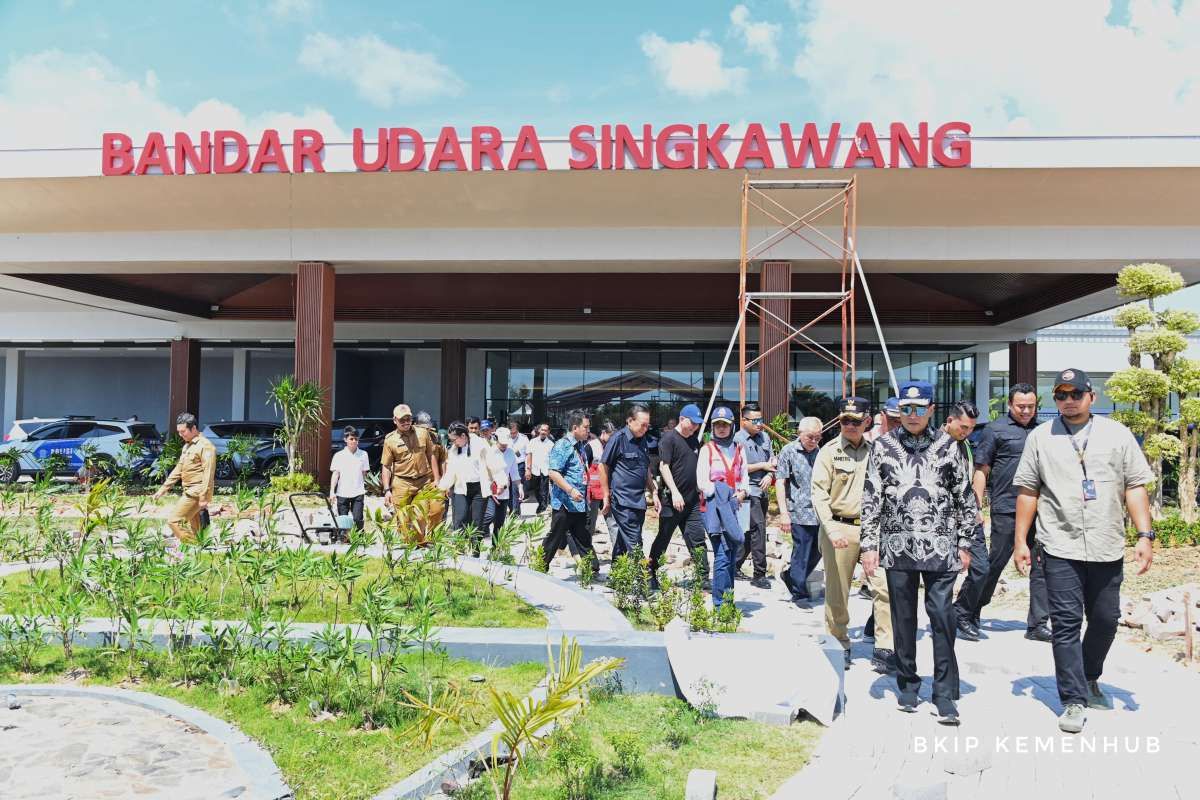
[[1087, 680, 1113, 711], [871, 648, 896, 674], [1025, 625, 1053, 643], [932, 698, 960, 726], [857, 583, 873, 599], [956, 617, 980, 642], [648, 573, 661, 593], [791, 596, 813, 610], [843, 649, 852, 670], [1058, 703, 1087, 733], [750, 577, 771, 590], [897, 691, 919, 713]]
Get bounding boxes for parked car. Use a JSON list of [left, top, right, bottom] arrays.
[[5, 416, 78, 442], [254, 417, 394, 477], [0, 418, 162, 483], [201, 421, 282, 479]]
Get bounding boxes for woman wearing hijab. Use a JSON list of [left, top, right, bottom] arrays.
[[696, 406, 750, 607]]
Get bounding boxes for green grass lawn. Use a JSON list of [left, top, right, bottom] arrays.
[[503, 692, 821, 800], [0, 646, 544, 800], [0, 555, 547, 629]]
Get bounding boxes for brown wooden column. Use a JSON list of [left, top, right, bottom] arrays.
[[168, 338, 201, 430], [1009, 340, 1037, 389], [294, 261, 335, 487], [757, 261, 791, 421], [441, 339, 466, 424]]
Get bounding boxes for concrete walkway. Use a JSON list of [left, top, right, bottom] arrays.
[[0, 685, 291, 800], [763, 588, 1200, 800]]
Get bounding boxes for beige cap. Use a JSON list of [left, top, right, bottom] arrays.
[[392, 404, 413, 420]]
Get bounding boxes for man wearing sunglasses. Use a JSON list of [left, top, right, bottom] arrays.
[[862, 381, 977, 725], [812, 396, 893, 672], [1012, 368, 1153, 734]]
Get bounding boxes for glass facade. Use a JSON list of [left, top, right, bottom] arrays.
[[485, 346, 974, 431]]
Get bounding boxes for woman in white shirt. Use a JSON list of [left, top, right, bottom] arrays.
[[439, 421, 507, 555]]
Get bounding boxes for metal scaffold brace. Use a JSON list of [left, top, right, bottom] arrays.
[[703, 175, 899, 429]]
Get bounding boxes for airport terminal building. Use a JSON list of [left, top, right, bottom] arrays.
[[1, 123, 1198, 473]]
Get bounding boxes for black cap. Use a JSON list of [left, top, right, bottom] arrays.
[[835, 396, 870, 420], [1053, 368, 1092, 393]]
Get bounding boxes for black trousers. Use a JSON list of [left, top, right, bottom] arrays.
[[526, 474, 550, 512], [542, 508, 597, 570], [887, 568, 960, 702], [648, 501, 708, 577], [452, 482, 487, 553], [336, 494, 365, 533], [955, 513, 1049, 630], [1044, 552, 1123, 707], [483, 496, 511, 540], [609, 503, 646, 561], [734, 493, 768, 579]]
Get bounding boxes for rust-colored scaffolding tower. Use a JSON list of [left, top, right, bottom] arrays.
[[703, 175, 898, 425]]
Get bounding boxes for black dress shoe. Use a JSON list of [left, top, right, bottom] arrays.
[[871, 648, 895, 674], [750, 577, 771, 590], [956, 617, 980, 642], [857, 583, 873, 599], [932, 697, 960, 726], [1025, 624, 1053, 642]]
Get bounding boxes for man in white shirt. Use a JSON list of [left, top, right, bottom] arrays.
[[508, 420, 530, 482], [329, 425, 370, 537], [526, 422, 555, 514], [485, 427, 525, 536]]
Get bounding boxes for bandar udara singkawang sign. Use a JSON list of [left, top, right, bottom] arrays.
[[101, 121, 972, 176]]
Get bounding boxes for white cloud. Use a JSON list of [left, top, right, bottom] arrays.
[[297, 32, 464, 108], [268, 0, 316, 20], [0, 50, 349, 149], [639, 32, 747, 99], [791, 0, 1200, 134], [730, 4, 781, 68]]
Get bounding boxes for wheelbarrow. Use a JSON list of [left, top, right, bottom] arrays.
[[288, 492, 354, 544]]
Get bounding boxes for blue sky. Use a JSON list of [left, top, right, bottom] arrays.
[[2, 0, 1199, 148]]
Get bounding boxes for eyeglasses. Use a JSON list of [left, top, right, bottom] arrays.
[[1054, 389, 1086, 401], [898, 405, 928, 417], [839, 418, 864, 426], [745, 417, 764, 425]]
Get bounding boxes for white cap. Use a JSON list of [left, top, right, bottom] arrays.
[[495, 428, 512, 445]]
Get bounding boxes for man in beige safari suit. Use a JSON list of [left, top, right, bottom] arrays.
[[154, 412, 216, 543], [811, 396, 894, 673]]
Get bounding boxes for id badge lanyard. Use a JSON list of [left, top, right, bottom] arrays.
[[1063, 416, 1097, 501]]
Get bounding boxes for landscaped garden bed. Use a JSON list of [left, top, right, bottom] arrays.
[[0, 645, 544, 800]]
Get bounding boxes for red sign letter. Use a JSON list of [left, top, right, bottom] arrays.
[[889, 123, 929, 168], [779, 123, 839, 168], [214, 130, 249, 174], [429, 127, 467, 171], [389, 128, 426, 171], [133, 132, 174, 175], [507, 125, 546, 171], [471, 125, 504, 171], [101, 132, 134, 176], [734, 123, 775, 169], [843, 122, 885, 168], [174, 132, 212, 175], [656, 124, 695, 169], [293, 129, 325, 173], [354, 128, 388, 172], [568, 125, 597, 169], [932, 121, 972, 167], [250, 129, 290, 173], [697, 123, 730, 169], [613, 124, 653, 169]]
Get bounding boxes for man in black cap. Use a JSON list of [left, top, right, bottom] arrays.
[[1012, 367, 1154, 734], [812, 396, 894, 672]]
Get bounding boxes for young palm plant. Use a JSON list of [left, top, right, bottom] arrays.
[[266, 374, 326, 476]]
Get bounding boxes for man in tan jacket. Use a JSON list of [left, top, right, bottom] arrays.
[[154, 412, 216, 543], [811, 397, 894, 673]]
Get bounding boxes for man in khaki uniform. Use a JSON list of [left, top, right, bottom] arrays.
[[811, 396, 893, 672], [382, 404, 444, 535], [154, 412, 216, 543]]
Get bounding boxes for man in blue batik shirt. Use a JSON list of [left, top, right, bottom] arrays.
[[539, 410, 598, 571]]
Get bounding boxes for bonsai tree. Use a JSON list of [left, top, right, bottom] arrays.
[[1106, 262, 1194, 517], [266, 374, 326, 476], [1171, 356, 1200, 522]]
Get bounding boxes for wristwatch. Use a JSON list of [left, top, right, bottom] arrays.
[[1136, 530, 1156, 541]]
